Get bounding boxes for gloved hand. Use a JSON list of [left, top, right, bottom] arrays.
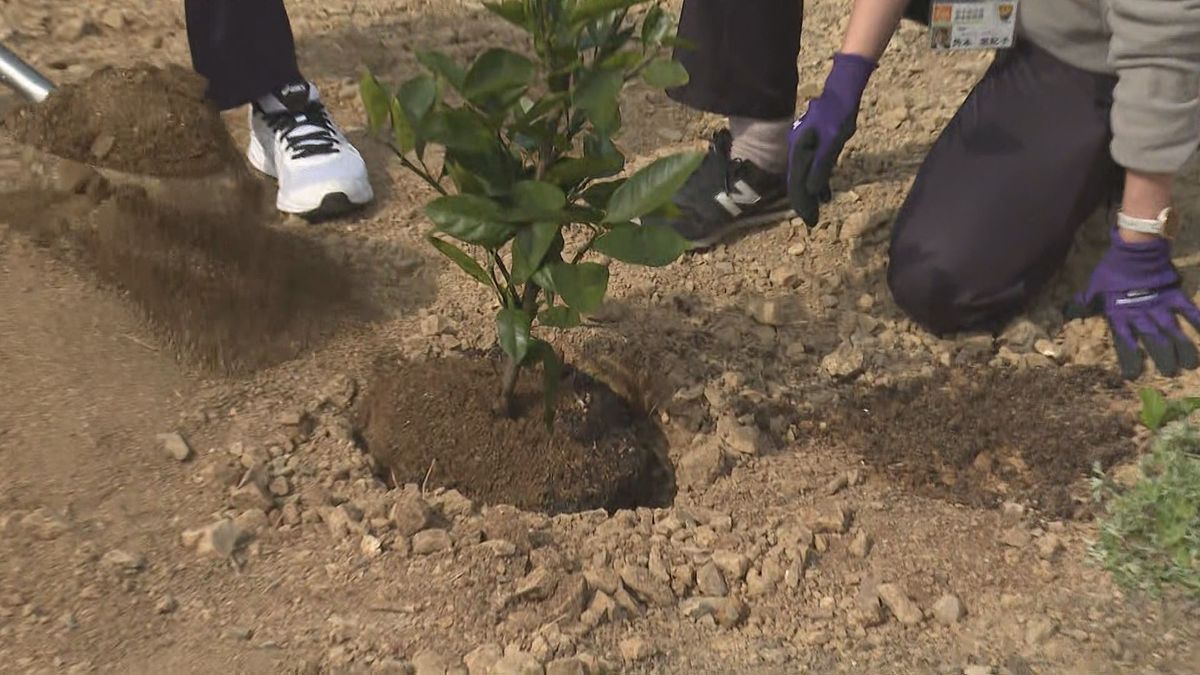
[[1064, 227, 1200, 379], [787, 52, 877, 227]]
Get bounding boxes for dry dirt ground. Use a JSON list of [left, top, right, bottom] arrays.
[[2, 1, 1200, 674]]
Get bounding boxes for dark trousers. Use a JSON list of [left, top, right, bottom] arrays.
[[669, 2, 1119, 336], [184, 0, 303, 110], [668, 0, 930, 119]]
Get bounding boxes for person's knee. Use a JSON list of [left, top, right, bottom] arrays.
[[887, 238, 983, 336]]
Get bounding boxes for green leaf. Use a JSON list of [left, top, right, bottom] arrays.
[[547, 261, 609, 314], [398, 74, 438, 124], [462, 48, 536, 106], [605, 151, 704, 223], [513, 181, 567, 216], [483, 0, 531, 28], [416, 50, 466, 91], [581, 179, 626, 208], [389, 98, 416, 153], [594, 222, 691, 267], [359, 71, 391, 133], [497, 308, 532, 365], [1141, 388, 1170, 430], [527, 339, 563, 428], [511, 222, 561, 284], [641, 4, 671, 45], [426, 194, 516, 248], [574, 70, 624, 134], [425, 109, 497, 153], [641, 58, 689, 89], [538, 306, 582, 328], [569, 0, 649, 25], [427, 236, 492, 286], [1164, 396, 1200, 428]]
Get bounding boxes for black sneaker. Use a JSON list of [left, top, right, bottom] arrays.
[[649, 129, 792, 248]]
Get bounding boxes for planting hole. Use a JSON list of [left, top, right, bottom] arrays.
[[358, 355, 676, 515]]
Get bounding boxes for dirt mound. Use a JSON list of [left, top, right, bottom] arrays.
[[3, 64, 238, 178], [839, 366, 1135, 518], [0, 181, 372, 373], [358, 355, 674, 514]]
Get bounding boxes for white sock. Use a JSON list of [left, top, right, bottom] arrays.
[[729, 117, 792, 175]]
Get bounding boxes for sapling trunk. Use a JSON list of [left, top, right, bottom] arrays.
[[498, 282, 543, 418]]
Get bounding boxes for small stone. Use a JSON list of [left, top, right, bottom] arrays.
[[618, 637, 655, 663], [825, 474, 849, 496], [821, 343, 865, 379], [412, 650, 452, 675], [848, 531, 873, 558], [770, 266, 802, 289], [852, 587, 885, 627], [235, 508, 269, 534], [157, 432, 193, 462], [1034, 339, 1064, 361], [281, 503, 302, 526], [464, 644, 503, 675], [100, 8, 126, 29], [184, 519, 243, 558], [90, 133, 116, 160], [696, 561, 728, 597], [999, 527, 1032, 548], [619, 566, 674, 607], [840, 210, 890, 242], [413, 529, 452, 555], [490, 652, 543, 675], [429, 489, 475, 520], [747, 297, 788, 327], [544, 658, 585, 675], [711, 550, 750, 582], [932, 594, 965, 625], [268, 477, 291, 497], [1025, 617, 1058, 646], [229, 482, 274, 512], [515, 567, 560, 602], [811, 506, 852, 534], [484, 539, 518, 558], [583, 567, 621, 595], [391, 492, 434, 537], [276, 410, 306, 427], [21, 508, 69, 540], [787, 240, 807, 256], [1037, 534, 1065, 560], [155, 595, 178, 615], [716, 416, 768, 456], [100, 549, 145, 574], [225, 627, 253, 641], [676, 440, 728, 490], [361, 535, 383, 558], [963, 666, 994, 675], [323, 504, 363, 540], [877, 583, 923, 625]]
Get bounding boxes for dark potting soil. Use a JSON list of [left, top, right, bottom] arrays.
[[358, 355, 674, 515], [4, 64, 238, 178], [838, 366, 1135, 518]]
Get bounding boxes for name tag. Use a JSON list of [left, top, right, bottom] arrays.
[[930, 0, 1019, 51]]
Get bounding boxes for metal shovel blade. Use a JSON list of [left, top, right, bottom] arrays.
[[0, 41, 56, 103]]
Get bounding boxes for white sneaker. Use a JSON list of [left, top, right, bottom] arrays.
[[247, 82, 374, 220]]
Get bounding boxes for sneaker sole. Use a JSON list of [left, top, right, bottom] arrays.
[[249, 137, 373, 220], [683, 202, 795, 249], [296, 193, 364, 222]]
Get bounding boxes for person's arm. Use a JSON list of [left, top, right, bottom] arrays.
[[1106, 0, 1200, 242], [840, 0, 912, 62]]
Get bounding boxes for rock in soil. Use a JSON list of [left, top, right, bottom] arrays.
[[464, 644, 503, 675], [413, 529, 452, 555], [849, 530, 873, 558], [360, 357, 671, 514], [877, 583, 924, 625], [490, 652, 543, 675], [412, 650, 454, 675], [100, 549, 145, 574], [21, 508, 69, 540], [696, 561, 728, 597], [182, 519, 244, 558], [716, 415, 769, 456], [1037, 533, 1065, 560], [618, 637, 656, 663], [545, 658, 586, 675], [619, 566, 674, 607], [932, 594, 965, 625], [678, 597, 745, 628], [711, 550, 751, 582], [391, 491, 435, 537], [676, 439, 728, 491], [1025, 617, 1059, 646], [155, 595, 178, 615], [821, 342, 866, 379], [515, 567, 560, 602], [157, 432, 193, 462]]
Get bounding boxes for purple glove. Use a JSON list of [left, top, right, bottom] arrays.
[[787, 53, 877, 226], [1064, 227, 1200, 379]]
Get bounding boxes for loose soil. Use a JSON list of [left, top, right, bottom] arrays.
[[358, 355, 674, 514], [840, 366, 1135, 518], [4, 64, 239, 178], [0, 183, 373, 372]]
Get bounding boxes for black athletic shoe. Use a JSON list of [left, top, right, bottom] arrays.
[[648, 129, 792, 248]]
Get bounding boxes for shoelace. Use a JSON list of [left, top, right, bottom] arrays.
[[262, 102, 341, 160]]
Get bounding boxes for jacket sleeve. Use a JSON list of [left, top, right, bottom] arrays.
[[1106, 0, 1200, 173]]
